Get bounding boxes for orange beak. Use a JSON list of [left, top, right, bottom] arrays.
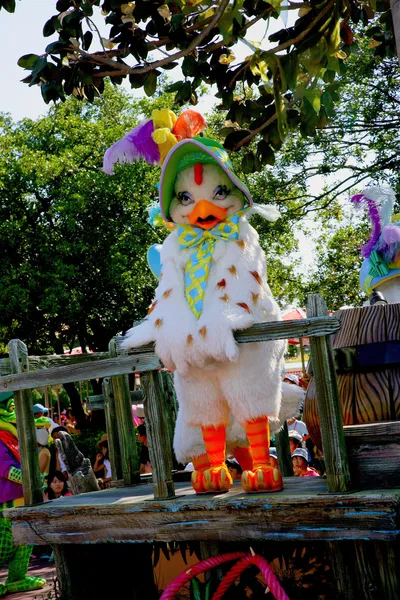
[[188, 200, 228, 230]]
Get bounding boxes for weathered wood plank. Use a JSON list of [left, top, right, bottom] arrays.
[[7, 479, 400, 545], [344, 421, 400, 439], [109, 339, 140, 486], [102, 377, 123, 481], [8, 340, 43, 506], [328, 540, 400, 600], [275, 422, 293, 477], [0, 316, 340, 392], [307, 295, 351, 493], [0, 352, 162, 393], [142, 371, 175, 499], [86, 390, 144, 411]]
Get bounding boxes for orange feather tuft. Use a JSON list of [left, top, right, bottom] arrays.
[[162, 288, 172, 299], [236, 239, 246, 250], [250, 270, 262, 285], [186, 334, 193, 346], [172, 110, 206, 141], [237, 302, 252, 314], [147, 300, 158, 315], [217, 279, 226, 288], [251, 292, 260, 305], [228, 265, 237, 276], [199, 326, 207, 338], [220, 294, 229, 302], [155, 319, 163, 328]]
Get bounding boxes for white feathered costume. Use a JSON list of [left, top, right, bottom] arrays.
[[106, 116, 292, 494]]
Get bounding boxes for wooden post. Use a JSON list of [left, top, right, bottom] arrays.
[[102, 377, 123, 481], [8, 340, 42, 505], [56, 384, 61, 418], [391, 0, 400, 65], [108, 338, 140, 485], [299, 337, 306, 376], [306, 294, 351, 492], [142, 370, 175, 499], [159, 370, 178, 463], [328, 540, 400, 599], [275, 421, 293, 477]]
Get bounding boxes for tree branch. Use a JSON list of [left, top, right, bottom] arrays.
[[77, 0, 230, 77]]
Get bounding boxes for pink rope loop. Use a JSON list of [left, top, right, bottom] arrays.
[[160, 552, 246, 600], [212, 554, 289, 600]]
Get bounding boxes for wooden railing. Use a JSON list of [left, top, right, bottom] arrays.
[[0, 293, 351, 505]]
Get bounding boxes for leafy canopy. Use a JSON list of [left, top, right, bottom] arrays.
[[14, 0, 396, 176], [0, 84, 308, 355]]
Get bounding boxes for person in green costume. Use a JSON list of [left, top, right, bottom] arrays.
[[0, 391, 46, 596]]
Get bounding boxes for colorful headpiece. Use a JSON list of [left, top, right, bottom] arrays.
[[103, 108, 206, 174], [351, 186, 400, 295]]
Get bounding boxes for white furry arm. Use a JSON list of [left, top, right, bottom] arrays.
[[123, 232, 198, 375]]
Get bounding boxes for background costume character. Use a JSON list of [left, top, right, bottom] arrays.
[[105, 110, 291, 494], [0, 392, 45, 596], [352, 186, 400, 303]]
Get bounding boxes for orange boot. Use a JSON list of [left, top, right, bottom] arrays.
[[191, 425, 232, 494], [191, 453, 210, 493], [241, 416, 283, 493], [232, 445, 253, 472]]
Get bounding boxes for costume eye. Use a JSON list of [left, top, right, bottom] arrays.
[[177, 191, 193, 206], [214, 185, 230, 200]]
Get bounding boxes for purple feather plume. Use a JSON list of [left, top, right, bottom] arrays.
[[103, 119, 160, 174], [351, 193, 382, 258]]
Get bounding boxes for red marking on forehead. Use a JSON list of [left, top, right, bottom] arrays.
[[194, 162, 203, 185]]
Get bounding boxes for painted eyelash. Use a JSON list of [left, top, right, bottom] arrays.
[[215, 186, 231, 196]]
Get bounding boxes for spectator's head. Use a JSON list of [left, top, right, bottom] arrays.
[[36, 428, 49, 447], [226, 459, 242, 480], [33, 403, 48, 419], [269, 447, 278, 469], [283, 374, 299, 386], [137, 424, 147, 445], [291, 448, 309, 476], [97, 434, 109, 457], [288, 430, 303, 455], [47, 470, 69, 499], [51, 426, 68, 440], [53, 414, 60, 424]]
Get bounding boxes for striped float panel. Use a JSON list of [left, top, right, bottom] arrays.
[[303, 303, 400, 449]]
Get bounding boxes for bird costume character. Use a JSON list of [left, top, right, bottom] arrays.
[[0, 392, 46, 596], [352, 186, 400, 303], [104, 109, 288, 493]]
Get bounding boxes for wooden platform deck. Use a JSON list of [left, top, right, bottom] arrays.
[[7, 478, 400, 546]]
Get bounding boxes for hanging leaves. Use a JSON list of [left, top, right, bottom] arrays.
[[13, 0, 395, 170]]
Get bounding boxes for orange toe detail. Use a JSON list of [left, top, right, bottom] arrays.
[[241, 466, 283, 493], [191, 466, 232, 494]]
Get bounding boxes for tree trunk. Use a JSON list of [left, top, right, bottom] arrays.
[[63, 381, 88, 430], [392, 0, 400, 64]]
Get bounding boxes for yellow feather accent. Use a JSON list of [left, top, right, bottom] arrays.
[[152, 109, 177, 130]]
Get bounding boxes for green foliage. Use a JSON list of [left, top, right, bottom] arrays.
[[16, 0, 394, 168], [71, 429, 106, 464], [0, 85, 165, 353]]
